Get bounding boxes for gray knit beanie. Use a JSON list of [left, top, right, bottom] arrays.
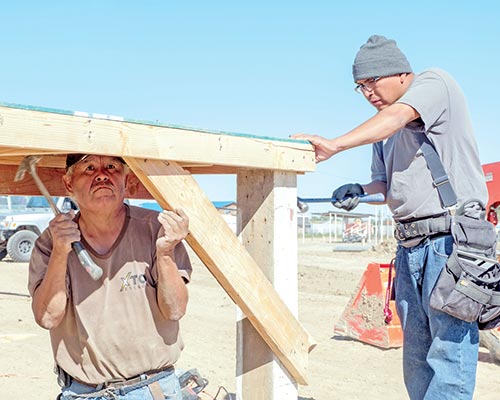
[[352, 35, 412, 81]]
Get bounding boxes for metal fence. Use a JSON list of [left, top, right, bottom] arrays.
[[297, 206, 394, 245]]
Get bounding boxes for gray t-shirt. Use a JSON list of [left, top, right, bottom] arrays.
[[371, 68, 487, 221]]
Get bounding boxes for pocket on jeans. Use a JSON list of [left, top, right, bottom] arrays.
[[430, 236, 452, 260], [159, 375, 181, 399]]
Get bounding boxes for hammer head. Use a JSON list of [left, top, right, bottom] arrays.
[[14, 155, 42, 182]]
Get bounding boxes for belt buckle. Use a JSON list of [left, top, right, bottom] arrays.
[[433, 174, 450, 188]]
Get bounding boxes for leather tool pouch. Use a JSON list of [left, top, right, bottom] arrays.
[[430, 200, 500, 329]]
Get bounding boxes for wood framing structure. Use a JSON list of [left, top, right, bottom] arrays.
[[0, 102, 317, 397]]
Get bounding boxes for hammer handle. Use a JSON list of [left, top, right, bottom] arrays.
[[26, 159, 103, 280], [29, 169, 61, 215], [72, 242, 103, 280]]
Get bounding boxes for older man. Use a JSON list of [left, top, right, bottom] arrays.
[[28, 154, 191, 400], [294, 35, 487, 399]]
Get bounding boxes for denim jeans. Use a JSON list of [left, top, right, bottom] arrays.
[[394, 235, 479, 400], [60, 368, 182, 400]]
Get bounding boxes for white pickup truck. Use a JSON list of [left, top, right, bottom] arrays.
[[0, 196, 78, 262]]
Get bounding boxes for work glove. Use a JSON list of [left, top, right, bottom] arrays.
[[331, 183, 364, 211]]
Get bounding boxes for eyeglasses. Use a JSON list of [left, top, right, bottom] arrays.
[[354, 76, 382, 94]]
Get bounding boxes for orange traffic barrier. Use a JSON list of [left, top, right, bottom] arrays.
[[334, 262, 403, 349]]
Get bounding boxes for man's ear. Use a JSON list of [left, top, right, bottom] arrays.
[[125, 173, 140, 197], [400, 72, 413, 85], [62, 174, 73, 195]]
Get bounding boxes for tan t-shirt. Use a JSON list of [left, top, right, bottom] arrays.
[[28, 205, 192, 385]]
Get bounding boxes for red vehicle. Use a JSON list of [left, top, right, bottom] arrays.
[[484, 162, 500, 225]]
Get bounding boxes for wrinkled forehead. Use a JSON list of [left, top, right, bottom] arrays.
[[68, 154, 126, 170]]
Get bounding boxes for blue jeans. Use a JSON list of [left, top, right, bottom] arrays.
[[394, 235, 479, 400], [60, 368, 182, 400]]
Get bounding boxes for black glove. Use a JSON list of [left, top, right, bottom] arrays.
[[331, 183, 364, 211]]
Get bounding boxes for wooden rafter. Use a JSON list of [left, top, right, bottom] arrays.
[[0, 103, 314, 172]]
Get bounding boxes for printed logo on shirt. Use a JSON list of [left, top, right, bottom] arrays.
[[120, 271, 148, 292]]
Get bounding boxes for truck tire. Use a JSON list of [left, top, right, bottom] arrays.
[[6, 230, 39, 263]]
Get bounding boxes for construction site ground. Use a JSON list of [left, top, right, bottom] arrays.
[[1, 239, 500, 399]]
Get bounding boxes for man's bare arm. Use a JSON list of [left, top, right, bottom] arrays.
[[32, 213, 79, 329], [293, 102, 419, 162]]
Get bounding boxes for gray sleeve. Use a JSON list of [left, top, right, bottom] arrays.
[[397, 70, 450, 135], [371, 142, 387, 182]]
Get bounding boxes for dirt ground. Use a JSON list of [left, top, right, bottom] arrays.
[[1, 240, 500, 399]]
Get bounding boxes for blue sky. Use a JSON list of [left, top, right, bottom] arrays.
[[1, 2, 499, 213]]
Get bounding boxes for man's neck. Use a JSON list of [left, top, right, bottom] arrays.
[[78, 204, 127, 255]]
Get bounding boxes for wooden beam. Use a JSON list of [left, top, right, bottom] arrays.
[[0, 104, 315, 173], [236, 170, 300, 399], [1, 164, 68, 197], [0, 164, 152, 199], [0, 155, 67, 168], [0, 154, 243, 175], [0, 149, 68, 158], [124, 157, 315, 385]]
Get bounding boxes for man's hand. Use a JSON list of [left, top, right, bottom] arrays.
[[157, 209, 189, 256], [156, 208, 190, 321], [48, 211, 80, 255], [331, 183, 364, 211], [291, 134, 339, 163]]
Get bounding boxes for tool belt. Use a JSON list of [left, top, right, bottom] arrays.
[[429, 200, 500, 330], [394, 214, 452, 241]]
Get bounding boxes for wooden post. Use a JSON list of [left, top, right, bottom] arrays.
[[236, 170, 298, 399]]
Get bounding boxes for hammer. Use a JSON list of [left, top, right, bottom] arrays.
[[15, 155, 103, 280]]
